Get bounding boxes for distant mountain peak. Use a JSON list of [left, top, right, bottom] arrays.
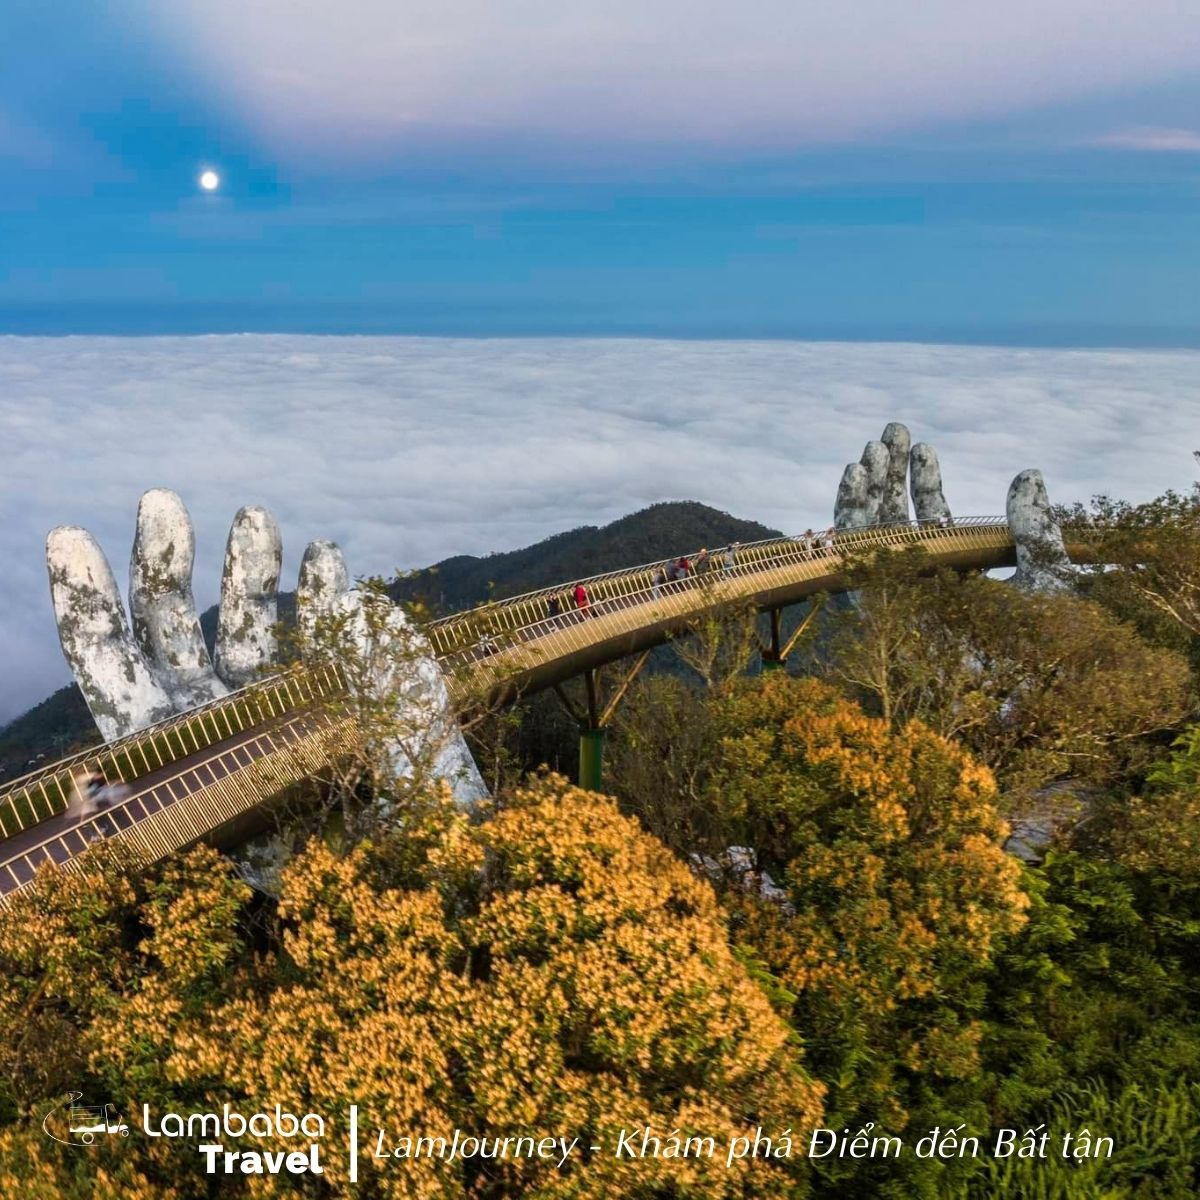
[[389, 501, 782, 615]]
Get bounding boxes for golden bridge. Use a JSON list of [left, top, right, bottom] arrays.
[[0, 516, 1088, 902]]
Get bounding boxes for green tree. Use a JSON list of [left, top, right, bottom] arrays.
[[1065, 489, 1200, 648], [823, 550, 1192, 800]]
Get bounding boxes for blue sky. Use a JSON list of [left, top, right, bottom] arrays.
[[3, 0, 1200, 342]]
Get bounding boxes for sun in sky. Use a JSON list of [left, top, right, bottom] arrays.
[[198, 169, 220, 192]]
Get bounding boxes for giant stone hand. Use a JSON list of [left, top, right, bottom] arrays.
[[834, 422, 952, 529], [48, 490, 293, 740], [833, 422, 1071, 593], [46, 490, 485, 806]]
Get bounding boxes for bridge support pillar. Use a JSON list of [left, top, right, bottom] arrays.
[[553, 651, 652, 793], [759, 602, 823, 673], [579, 728, 607, 792], [761, 609, 785, 671]]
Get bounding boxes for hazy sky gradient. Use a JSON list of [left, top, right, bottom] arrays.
[[1, 334, 1195, 722], [145, 1, 1200, 152], [2, 2, 1200, 339]]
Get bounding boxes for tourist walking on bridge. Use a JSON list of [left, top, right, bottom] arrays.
[[69, 768, 109, 819], [724, 542, 739, 574], [651, 566, 666, 599], [695, 547, 710, 574], [574, 582, 590, 616], [68, 766, 130, 836]]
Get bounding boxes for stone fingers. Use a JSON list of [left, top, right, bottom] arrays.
[[129, 489, 228, 708], [214, 506, 283, 688], [296, 539, 351, 645], [837, 421, 946, 529], [47, 526, 176, 741], [859, 440, 888, 524], [879, 422, 912, 524], [835, 462, 872, 530], [1007, 469, 1071, 592], [910, 443, 952, 523]]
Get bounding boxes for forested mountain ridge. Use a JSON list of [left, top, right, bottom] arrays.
[[0, 501, 781, 781], [388, 500, 781, 615]]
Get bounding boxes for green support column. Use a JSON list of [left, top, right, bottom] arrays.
[[579, 727, 607, 791], [761, 607, 785, 671]]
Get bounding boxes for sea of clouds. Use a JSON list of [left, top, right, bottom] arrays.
[[0, 335, 1196, 724]]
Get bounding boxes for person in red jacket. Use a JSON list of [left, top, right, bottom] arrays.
[[574, 582, 590, 615]]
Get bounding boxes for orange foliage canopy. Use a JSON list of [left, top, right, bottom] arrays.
[[708, 676, 1029, 1127], [0, 774, 822, 1199]]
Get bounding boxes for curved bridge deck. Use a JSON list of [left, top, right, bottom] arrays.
[[0, 515, 1092, 901], [429, 516, 1032, 701]]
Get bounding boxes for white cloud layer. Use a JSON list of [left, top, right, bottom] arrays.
[[1, 334, 1198, 723], [136, 0, 1200, 157]]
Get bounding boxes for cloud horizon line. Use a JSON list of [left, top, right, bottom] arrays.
[[1088, 125, 1200, 152]]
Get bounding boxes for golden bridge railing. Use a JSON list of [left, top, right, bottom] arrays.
[[426, 516, 1017, 682], [0, 665, 346, 843], [0, 708, 356, 902]]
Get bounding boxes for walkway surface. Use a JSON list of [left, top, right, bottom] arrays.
[[0, 712, 338, 898]]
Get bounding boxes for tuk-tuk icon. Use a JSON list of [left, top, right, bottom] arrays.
[[68, 1102, 129, 1144]]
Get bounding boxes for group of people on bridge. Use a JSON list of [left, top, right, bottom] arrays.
[[541, 541, 748, 625], [466, 516, 954, 664]]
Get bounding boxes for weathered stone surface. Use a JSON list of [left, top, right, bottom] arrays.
[[296, 538, 351, 644], [46, 526, 175, 741], [128, 489, 227, 708], [834, 462, 872, 529], [878, 422, 912, 524], [910, 442, 952, 523], [332, 590, 488, 808], [1007, 468, 1071, 592], [859, 440, 889, 524], [214, 506, 282, 688]]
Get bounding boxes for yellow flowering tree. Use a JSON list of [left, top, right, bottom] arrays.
[[0, 774, 822, 1199], [706, 676, 1028, 1139]]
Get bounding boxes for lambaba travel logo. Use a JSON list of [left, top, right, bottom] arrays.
[[42, 1093, 130, 1147], [42, 1096, 327, 1176]]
